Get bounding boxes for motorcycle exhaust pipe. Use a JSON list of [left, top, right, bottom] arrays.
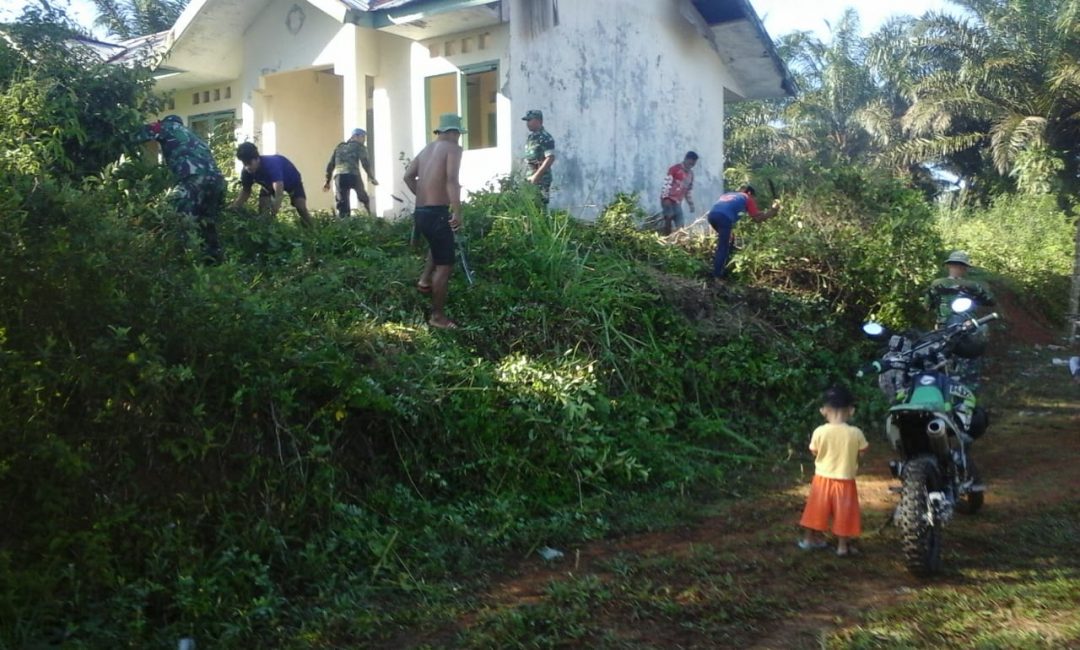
[[926, 418, 950, 455]]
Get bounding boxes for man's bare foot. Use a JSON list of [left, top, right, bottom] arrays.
[[416, 283, 432, 293]]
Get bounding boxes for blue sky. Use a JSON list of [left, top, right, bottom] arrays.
[[751, 0, 962, 39], [2, 0, 964, 41]]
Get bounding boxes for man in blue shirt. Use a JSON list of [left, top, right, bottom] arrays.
[[230, 142, 313, 227], [706, 184, 780, 278]]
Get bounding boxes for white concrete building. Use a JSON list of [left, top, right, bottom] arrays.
[[146, 0, 793, 216]]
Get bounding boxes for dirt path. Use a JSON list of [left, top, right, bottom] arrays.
[[392, 295, 1080, 649]]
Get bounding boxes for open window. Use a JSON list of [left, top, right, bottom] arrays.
[[424, 62, 499, 150]]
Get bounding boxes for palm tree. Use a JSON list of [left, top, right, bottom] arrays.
[[900, 0, 1080, 199], [725, 10, 932, 185], [897, 0, 1080, 338], [90, 0, 186, 39]]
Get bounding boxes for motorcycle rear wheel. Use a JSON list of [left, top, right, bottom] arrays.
[[897, 456, 943, 575]]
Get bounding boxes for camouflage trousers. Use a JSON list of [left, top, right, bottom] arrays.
[[167, 173, 225, 262]]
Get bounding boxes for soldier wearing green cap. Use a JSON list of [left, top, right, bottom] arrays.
[[135, 114, 225, 262], [522, 109, 555, 205], [925, 250, 996, 327], [323, 127, 378, 218]]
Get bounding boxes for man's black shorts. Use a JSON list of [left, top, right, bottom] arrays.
[[258, 182, 307, 201], [414, 205, 455, 266]]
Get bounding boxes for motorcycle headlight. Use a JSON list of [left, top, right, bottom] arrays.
[[951, 296, 974, 313]]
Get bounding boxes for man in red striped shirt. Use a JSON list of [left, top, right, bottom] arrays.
[[659, 151, 698, 235]]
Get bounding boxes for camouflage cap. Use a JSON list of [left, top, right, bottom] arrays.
[[944, 250, 971, 266], [521, 109, 544, 121]]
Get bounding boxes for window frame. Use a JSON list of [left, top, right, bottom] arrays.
[[423, 61, 500, 151], [188, 110, 236, 142]]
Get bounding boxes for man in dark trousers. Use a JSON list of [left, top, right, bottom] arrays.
[[135, 114, 225, 262], [323, 127, 378, 218], [706, 184, 780, 279], [230, 142, 313, 227]]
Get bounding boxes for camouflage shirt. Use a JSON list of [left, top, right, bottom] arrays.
[[325, 140, 373, 180], [523, 127, 555, 186], [136, 119, 221, 181], [925, 277, 995, 325]]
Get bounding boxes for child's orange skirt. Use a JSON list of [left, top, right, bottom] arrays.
[[800, 475, 861, 537]]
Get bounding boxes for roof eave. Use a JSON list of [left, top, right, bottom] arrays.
[[694, 0, 796, 98], [370, 0, 496, 29]]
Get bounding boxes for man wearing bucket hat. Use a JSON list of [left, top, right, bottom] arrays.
[[134, 114, 226, 263], [925, 250, 996, 327], [323, 127, 378, 218], [403, 113, 465, 329], [522, 109, 555, 205]]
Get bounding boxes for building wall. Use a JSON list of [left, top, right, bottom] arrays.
[[231, 0, 359, 211], [369, 23, 512, 218], [507, 0, 737, 220], [161, 81, 241, 126], [412, 25, 512, 204], [370, 31, 417, 217], [262, 69, 344, 211]]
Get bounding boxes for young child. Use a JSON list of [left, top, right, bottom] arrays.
[[799, 385, 869, 557]]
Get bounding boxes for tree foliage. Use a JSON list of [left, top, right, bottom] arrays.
[[89, 0, 186, 39], [901, 0, 1080, 201], [0, 9, 158, 180]]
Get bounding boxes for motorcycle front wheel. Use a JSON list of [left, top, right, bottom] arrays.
[[897, 455, 943, 575]]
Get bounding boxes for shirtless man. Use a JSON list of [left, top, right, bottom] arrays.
[[403, 113, 465, 329]]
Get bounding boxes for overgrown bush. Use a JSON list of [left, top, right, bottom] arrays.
[[0, 14, 924, 647], [936, 194, 1076, 321], [0, 163, 872, 646], [703, 165, 944, 327], [0, 9, 158, 180]]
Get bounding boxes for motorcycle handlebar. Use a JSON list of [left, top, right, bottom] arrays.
[[855, 360, 882, 378]]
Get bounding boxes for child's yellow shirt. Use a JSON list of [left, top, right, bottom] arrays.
[[809, 423, 868, 480]]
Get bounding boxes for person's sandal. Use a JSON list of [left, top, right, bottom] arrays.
[[797, 539, 828, 550]]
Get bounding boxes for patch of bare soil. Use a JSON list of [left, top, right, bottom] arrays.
[[388, 286, 1079, 649]]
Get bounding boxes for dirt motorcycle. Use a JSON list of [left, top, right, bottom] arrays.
[[858, 297, 999, 575]]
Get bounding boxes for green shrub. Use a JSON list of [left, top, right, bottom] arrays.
[[0, 17, 925, 646], [0, 171, 868, 646], [936, 194, 1076, 321], [712, 164, 943, 328]]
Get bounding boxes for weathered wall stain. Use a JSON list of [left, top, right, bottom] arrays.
[[509, 0, 736, 220]]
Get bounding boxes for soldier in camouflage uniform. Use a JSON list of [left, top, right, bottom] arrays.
[[926, 251, 996, 387], [925, 251, 996, 327], [522, 109, 555, 206], [323, 127, 378, 218], [135, 114, 225, 262]]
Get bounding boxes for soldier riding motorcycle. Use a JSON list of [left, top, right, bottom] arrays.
[[858, 297, 999, 575]]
